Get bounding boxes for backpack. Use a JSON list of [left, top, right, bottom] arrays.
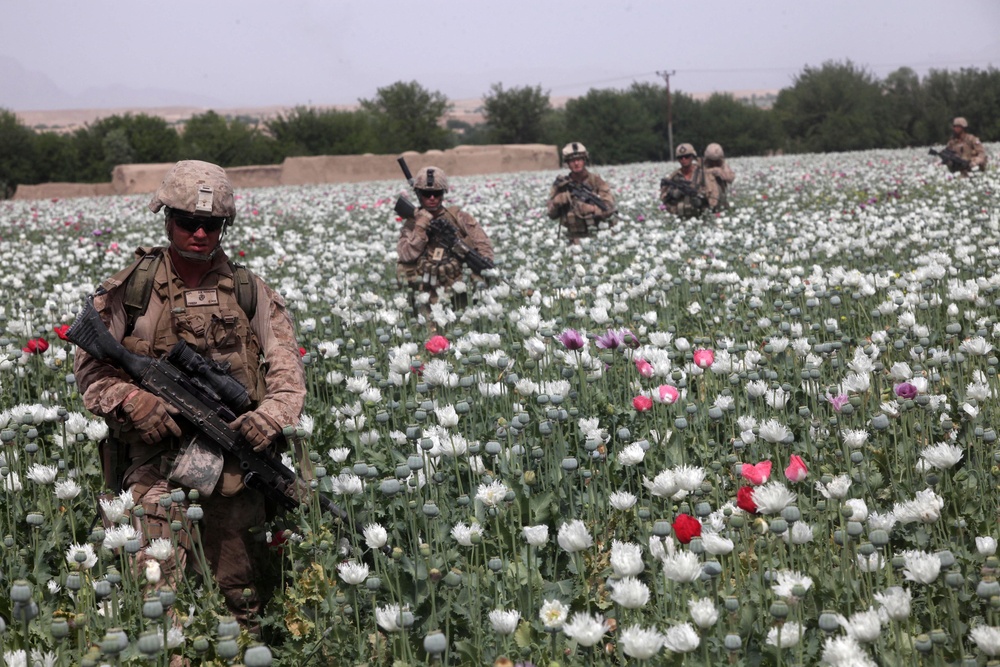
[[121, 249, 257, 335]]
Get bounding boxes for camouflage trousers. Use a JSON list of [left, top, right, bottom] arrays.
[[128, 469, 269, 628], [561, 213, 595, 243]]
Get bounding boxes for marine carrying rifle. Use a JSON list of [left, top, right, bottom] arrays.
[[66, 296, 375, 543], [929, 148, 971, 172], [394, 157, 495, 274], [553, 175, 613, 213], [660, 174, 708, 208]]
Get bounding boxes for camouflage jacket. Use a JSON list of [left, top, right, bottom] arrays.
[[546, 170, 616, 223], [703, 161, 735, 209], [74, 246, 306, 451], [397, 206, 494, 287], [946, 133, 988, 171], [660, 164, 715, 215]]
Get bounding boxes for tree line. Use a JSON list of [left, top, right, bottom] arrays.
[[2, 61, 998, 198]]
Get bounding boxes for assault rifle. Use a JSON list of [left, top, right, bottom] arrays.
[[393, 196, 495, 274], [929, 148, 971, 172], [394, 156, 495, 274], [66, 297, 377, 546], [553, 175, 612, 213], [661, 174, 708, 208]]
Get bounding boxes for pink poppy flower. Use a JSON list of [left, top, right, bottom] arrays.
[[693, 348, 714, 369], [635, 358, 654, 378], [784, 455, 808, 483], [740, 461, 772, 485], [658, 385, 680, 404]]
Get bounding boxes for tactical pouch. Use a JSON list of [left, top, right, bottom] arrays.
[[167, 434, 224, 497]]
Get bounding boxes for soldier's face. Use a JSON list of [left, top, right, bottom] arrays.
[[567, 157, 586, 174], [417, 190, 444, 213], [953, 125, 964, 137], [168, 216, 222, 256]]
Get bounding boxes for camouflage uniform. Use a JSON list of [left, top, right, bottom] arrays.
[[74, 162, 306, 626], [660, 166, 712, 218], [546, 171, 616, 241], [945, 133, 988, 174], [702, 144, 736, 211], [397, 205, 494, 313]]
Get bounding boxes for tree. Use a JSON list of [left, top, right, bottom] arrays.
[[773, 60, 890, 153], [359, 81, 450, 153], [564, 88, 659, 164], [882, 67, 927, 146], [182, 111, 282, 166], [481, 83, 551, 144], [70, 114, 180, 181], [265, 106, 379, 157], [0, 109, 38, 197], [697, 93, 782, 156]]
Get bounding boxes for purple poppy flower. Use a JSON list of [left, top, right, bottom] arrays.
[[894, 382, 918, 400], [825, 392, 850, 412], [595, 329, 624, 350], [557, 328, 585, 351]]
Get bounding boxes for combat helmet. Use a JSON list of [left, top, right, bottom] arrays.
[[148, 160, 236, 225], [952, 117, 969, 128], [562, 142, 589, 163], [676, 143, 697, 159], [414, 166, 449, 192], [704, 143, 725, 161]]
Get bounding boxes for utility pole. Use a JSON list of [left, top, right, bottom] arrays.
[[657, 70, 675, 159]]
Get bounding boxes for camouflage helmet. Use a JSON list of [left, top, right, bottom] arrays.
[[561, 142, 589, 162], [704, 143, 725, 160], [676, 143, 697, 159], [148, 160, 236, 223], [413, 166, 449, 192], [952, 117, 969, 128]]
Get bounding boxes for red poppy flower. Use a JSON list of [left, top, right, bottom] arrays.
[[672, 513, 702, 544], [54, 325, 71, 341], [737, 486, 758, 514], [632, 395, 653, 412], [425, 335, 450, 355], [299, 346, 307, 357], [23, 338, 50, 354]]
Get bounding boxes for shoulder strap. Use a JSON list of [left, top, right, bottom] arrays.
[[229, 261, 258, 321], [122, 251, 164, 336], [122, 251, 258, 335]]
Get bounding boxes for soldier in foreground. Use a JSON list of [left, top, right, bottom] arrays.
[[546, 142, 616, 244], [397, 166, 494, 319], [660, 143, 710, 218], [702, 143, 736, 211], [938, 117, 988, 175], [73, 160, 306, 630]]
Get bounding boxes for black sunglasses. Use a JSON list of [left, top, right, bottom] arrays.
[[171, 212, 227, 234], [679, 154, 694, 160], [416, 189, 443, 198]]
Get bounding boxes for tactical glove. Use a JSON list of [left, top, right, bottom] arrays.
[[230, 410, 283, 452], [552, 192, 571, 206], [414, 210, 434, 230], [120, 390, 182, 444]]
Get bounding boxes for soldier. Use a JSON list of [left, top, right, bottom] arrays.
[[702, 143, 736, 211], [546, 142, 616, 244], [660, 143, 710, 218], [397, 166, 494, 318], [944, 117, 988, 174], [73, 160, 306, 630]]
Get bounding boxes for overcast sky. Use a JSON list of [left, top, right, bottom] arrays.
[[2, 0, 999, 110]]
